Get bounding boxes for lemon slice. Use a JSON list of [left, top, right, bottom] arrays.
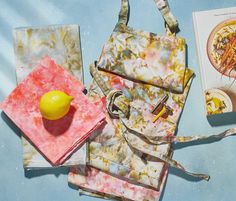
[[40, 90, 73, 120], [205, 88, 232, 115]]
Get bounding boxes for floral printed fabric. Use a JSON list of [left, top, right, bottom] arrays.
[[97, 0, 187, 93], [13, 25, 83, 83], [68, 0, 236, 199], [87, 69, 193, 189], [154, 0, 178, 31], [98, 29, 187, 92], [68, 166, 168, 201], [1, 57, 105, 165], [13, 25, 86, 168], [86, 0, 199, 187], [67, 0, 197, 199]]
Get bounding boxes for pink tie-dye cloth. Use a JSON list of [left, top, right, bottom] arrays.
[[69, 166, 168, 201], [1, 56, 105, 165]]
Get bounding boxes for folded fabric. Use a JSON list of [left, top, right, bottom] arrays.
[[87, 69, 193, 189], [97, 31, 187, 93], [97, 0, 187, 93], [1, 57, 105, 165], [22, 136, 87, 168], [13, 24, 83, 84], [69, 166, 168, 201], [13, 25, 86, 168]]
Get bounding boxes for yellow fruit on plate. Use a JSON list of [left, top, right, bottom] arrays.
[[39, 90, 73, 120]]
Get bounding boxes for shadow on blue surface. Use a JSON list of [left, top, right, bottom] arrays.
[[0, 15, 13, 42], [207, 112, 236, 126], [172, 131, 235, 151], [6, 0, 48, 25], [68, 179, 79, 191], [0, 53, 15, 83], [169, 167, 207, 182], [159, 166, 205, 201], [1, 111, 21, 138], [24, 166, 69, 178], [159, 167, 205, 201]]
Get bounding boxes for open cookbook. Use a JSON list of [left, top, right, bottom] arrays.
[[193, 7, 236, 118]]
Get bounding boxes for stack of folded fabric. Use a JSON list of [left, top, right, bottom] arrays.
[[1, 56, 105, 166], [1, 57, 105, 166], [2, 24, 106, 170], [13, 25, 88, 168]]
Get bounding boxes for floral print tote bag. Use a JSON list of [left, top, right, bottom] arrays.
[[97, 0, 188, 93]]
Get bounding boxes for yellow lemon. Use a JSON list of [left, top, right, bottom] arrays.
[[212, 97, 221, 109], [39, 90, 74, 120]]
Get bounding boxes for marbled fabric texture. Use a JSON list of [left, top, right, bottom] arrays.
[[13, 25, 85, 168], [13, 24, 83, 83], [68, 0, 193, 199], [1, 57, 105, 165], [87, 70, 193, 189], [98, 0, 186, 92], [69, 166, 169, 201], [97, 25, 187, 92]]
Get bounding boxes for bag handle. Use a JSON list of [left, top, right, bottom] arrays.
[[116, 0, 178, 33], [116, 0, 129, 28], [155, 0, 179, 33]]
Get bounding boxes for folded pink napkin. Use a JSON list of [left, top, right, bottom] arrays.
[[1, 56, 105, 165]]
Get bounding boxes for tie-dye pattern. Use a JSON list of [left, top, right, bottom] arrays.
[[87, 70, 193, 188], [97, 0, 187, 93], [13, 25, 85, 168], [1, 57, 105, 166], [69, 166, 169, 201], [82, 0, 193, 193]]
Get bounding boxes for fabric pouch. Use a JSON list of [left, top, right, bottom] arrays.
[[97, 0, 189, 93]]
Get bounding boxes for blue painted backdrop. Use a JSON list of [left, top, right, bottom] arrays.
[[0, 0, 236, 201]]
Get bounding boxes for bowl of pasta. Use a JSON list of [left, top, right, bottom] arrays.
[[207, 18, 236, 78]]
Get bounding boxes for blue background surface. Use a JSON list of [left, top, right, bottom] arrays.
[[1, 0, 236, 201]]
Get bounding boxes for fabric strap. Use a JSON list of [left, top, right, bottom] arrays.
[[89, 61, 110, 96], [154, 0, 178, 32], [121, 117, 236, 145], [90, 63, 130, 118], [120, 118, 236, 181], [116, 0, 129, 28], [89, 62, 236, 181], [116, 0, 178, 32]]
